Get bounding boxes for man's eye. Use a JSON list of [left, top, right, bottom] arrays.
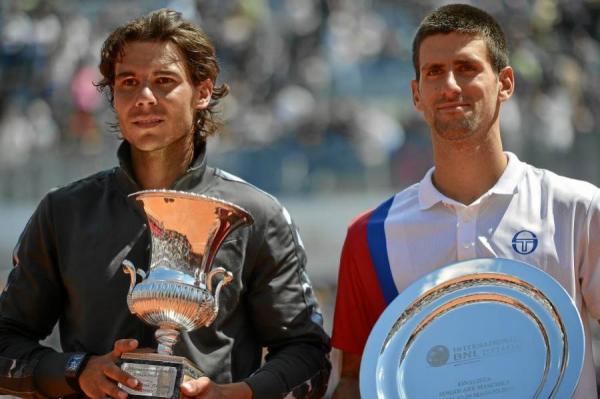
[[458, 64, 476, 72], [156, 77, 175, 84], [426, 68, 442, 76], [121, 78, 137, 86]]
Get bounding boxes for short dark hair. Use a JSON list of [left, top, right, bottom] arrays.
[[412, 4, 509, 81], [96, 9, 228, 145]]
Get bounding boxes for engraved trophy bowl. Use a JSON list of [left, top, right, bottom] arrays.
[[118, 190, 253, 399]]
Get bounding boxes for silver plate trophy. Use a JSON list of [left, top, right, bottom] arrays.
[[119, 190, 253, 399], [360, 258, 585, 399]]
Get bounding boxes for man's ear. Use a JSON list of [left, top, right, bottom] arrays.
[[411, 79, 423, 111], [194, 79, 214, 110], [498, 66, 514, 103]]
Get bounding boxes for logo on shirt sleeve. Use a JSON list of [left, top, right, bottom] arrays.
[[511, 230, 538, 255]]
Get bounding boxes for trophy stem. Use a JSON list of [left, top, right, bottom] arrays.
[[155, 328, 181, 355]]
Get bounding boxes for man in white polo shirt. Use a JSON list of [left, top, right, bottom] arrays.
[[331, 3, 600, 398]]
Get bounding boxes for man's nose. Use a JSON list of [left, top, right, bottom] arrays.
[[135, 84, 157, 107], [441, 71, 461, 97]]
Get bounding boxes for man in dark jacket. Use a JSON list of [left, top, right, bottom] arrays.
[[0, 9, 330, 399]]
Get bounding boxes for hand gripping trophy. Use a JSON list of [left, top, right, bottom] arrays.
[[119, 190, 253, 399]]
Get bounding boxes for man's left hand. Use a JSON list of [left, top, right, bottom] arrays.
[[180, 378, 252, 399]]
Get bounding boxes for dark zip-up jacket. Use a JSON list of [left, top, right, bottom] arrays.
[[0, 142, 331, 398]]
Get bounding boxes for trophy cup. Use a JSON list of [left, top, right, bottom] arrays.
[[118, 190, 253, 399]]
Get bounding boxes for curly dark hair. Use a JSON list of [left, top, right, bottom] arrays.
[[412, 4, 509, 81], [95, 8, 229, 146]]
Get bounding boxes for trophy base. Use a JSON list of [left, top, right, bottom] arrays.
[[118, 352, 204, 399]]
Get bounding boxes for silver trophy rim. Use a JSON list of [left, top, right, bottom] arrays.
[[359, 257, 585, 399], [128, 189, 254, 224]]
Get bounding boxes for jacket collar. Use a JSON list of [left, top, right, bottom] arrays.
[[418, 151, 525, 210], [114, 140, 210, 195]]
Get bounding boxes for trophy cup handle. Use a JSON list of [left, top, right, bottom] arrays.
[[205, 267, 234, 326], [122, 260, 147, 297]]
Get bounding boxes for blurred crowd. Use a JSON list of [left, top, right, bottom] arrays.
[[0, 0, 599, 200]]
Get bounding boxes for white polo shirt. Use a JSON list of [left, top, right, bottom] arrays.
[[382, 152, 600, 398]]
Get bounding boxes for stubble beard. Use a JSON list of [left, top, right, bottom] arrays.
[[433, 113, 479, 142]]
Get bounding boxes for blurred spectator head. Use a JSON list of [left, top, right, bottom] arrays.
[[412, 4, 509, 81], [96, 8, 229, 147]]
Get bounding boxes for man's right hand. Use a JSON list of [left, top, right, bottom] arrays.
[[78, 339, 142, 399]]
